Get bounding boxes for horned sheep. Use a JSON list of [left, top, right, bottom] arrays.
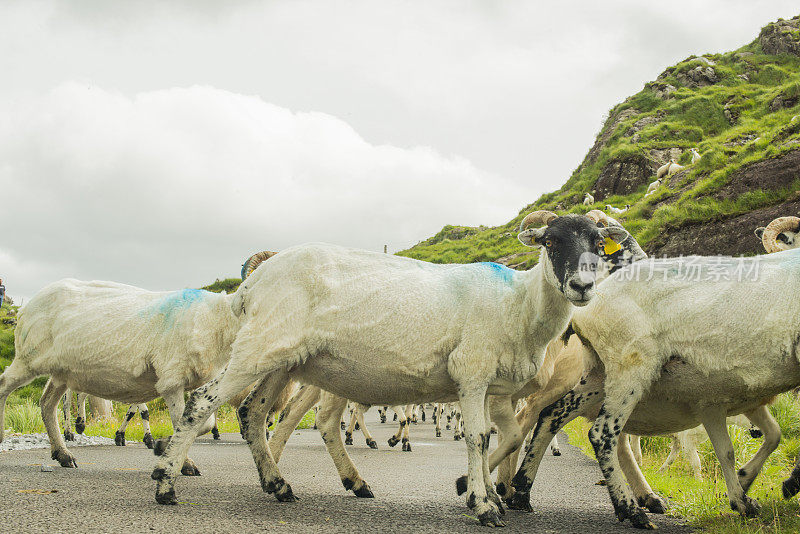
[[510, 247, 799, 528], [151, 210, 630, 526]]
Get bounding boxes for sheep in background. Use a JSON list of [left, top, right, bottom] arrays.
[[152, 211, 630, 526], [606, 204, 629, 214], [690, 148, 702, 164], [667, 161, 686, 176], [656, 160, 674, 179], [644, 179, 661, 197], [584, 192, 595, 206]]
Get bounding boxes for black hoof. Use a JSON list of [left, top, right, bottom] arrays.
[[353, 483, 375, 498], [114, 430, 126, 447], [153, 438, 169, 457], [345, 432, 353, 445], [380, 415, 386, 424], [151, 467, 166, 480], [454, 434, 461, 441], [783, 476, 800, 499], [393, 413, 397, 421], [355, 422, 360, 431], [490, 427, 497, 434], [639, 493, 668, 514], [75, 418, 85, 435], [155, 489, 177, 505], [366, 439, 378, 449], [422, 413, 426, 422], [551, 448, 561, 457], [388, 436, 399, 447], [52, 449, 77, 468], [143, 432, 155, 449], [275, 484, 298, 502], [212, 427, 221, 440], [455, 475, 468, 495], [478, 509, 505, 527], [435, 429, 442, 437], [506, 491, 532, 512], [181, 462, 201, 476], [64, 430, 75, 442], [446, 424, 451, 430], [402, 440, 412, 452], [749, 427, 763, 439]]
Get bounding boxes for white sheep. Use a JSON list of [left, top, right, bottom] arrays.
[[605, 204, 629, 215], [151, 211, 630, 526], [511, 250, 796, 527], [690, 148, 701, 164], [644, 179, 661, 197], [667, 161, 686, 175], [0, 280, 242, 474], [655, 160, 674, 179], [584, 192, 595, 206]]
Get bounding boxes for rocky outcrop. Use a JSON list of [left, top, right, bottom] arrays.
[[770, 91, 799, 112], [759, 16, 800, 56], [676, 66, 719, 88], [593, 155, 655, 200], [714, 149, 800, 200], [584, 108, 639, 165]]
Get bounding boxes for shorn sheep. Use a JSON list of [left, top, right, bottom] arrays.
[[152, 211, 630, 526], [583, 192, 595, 206], [0, 279, 246, 474], [510, 248, 799, 528], [644, 179, 661, 198], [605, 204, 629, 215]]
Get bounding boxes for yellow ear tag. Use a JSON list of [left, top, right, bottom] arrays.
[[604, 237, 622, 255]]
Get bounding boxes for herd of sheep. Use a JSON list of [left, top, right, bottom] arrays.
[[2, 194, 800, 528]]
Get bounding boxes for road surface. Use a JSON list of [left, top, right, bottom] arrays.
[[0, 410, 691, 533]]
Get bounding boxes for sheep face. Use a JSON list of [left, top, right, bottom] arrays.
[[534, 215, 626, 306]]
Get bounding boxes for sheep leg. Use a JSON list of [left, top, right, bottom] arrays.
[[511, 370, 605, 513], [344, 402, 357, 446], [316, 392, 373, 497], [401, 403, 413, 451], [41, 378, 77, 468], [630, 434, 642, 465], [434, 404, 442, 437], [681, 433, 703, 479], [700, 408, 760, 517], [238, 369, 297, 501], [270, 385, 322, 463], [154, 388, 203, 477], [387, 406, 407, 448], [153, 362, 279, 504], [549, 435, 560, 456], [0, 360, 39, 443], [619, 432, 667, 514], [138, 404, 154, 448], [657, 435, 681, 473], [459, 387, 504, 527], [72, 393, 87, 435], [355, 404, 377, 448], [737, 405, 780, 494], [116, 405, 138, 446], [62, 390, 75, 441]]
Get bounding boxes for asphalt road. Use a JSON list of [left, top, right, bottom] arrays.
[[0, 410, 691, 533]]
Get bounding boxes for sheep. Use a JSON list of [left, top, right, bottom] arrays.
[[151, 210, 631, 526], [584, 192, 595, 206], [0, 279, 249, 474], [644, 179, 661, 198], [605, 204, 629, 215], [690, 148, 701, 164], [654, 415, 759, 479], [667, 161, 685, 176], [655, 161, 673, 179], [510, 251, 796, 528], [755, 216, 800, 252]]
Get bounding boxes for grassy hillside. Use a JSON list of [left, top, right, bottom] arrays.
[[399, 15, 800, 267]]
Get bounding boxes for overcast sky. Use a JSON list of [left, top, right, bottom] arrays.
[[2, 0, 798, 301]]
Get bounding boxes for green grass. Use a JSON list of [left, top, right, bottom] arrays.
[[562, 392, 800, 533]]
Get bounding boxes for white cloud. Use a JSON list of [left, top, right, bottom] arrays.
[[0, 83, 522, 299]]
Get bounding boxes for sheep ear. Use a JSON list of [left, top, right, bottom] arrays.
[[599, 226, 629, 244], [518, 227, 547, 247], [754, 227, 765, 239]]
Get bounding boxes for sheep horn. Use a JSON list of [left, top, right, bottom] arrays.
[[585, 210, 610, 227], [241, 250, 279, 280], [762, 216, 800, 253], [519, 210, 558, 231]]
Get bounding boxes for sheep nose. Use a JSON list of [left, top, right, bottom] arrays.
[[569, 280, 594, 294]]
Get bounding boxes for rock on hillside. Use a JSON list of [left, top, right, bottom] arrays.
[[759, 16, 800, 56]]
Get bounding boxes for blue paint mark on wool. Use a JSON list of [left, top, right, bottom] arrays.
[[475, 262, 515, 284], [150, 288, 207, 325]]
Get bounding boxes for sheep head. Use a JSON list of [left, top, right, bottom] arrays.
[[760, 216, 800, 253], [518, 210, 630, 306]]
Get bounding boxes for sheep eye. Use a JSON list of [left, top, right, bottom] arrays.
[[597, 239, 605, 250], [545, 239, 553, 248]]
